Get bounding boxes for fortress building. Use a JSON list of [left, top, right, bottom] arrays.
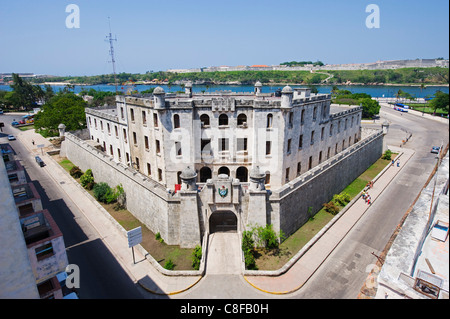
[[62, 82, 384, 247]]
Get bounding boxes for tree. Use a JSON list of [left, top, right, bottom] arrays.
[[429, 91, 449, 114], [360, 98, 380, 118], [8, 73, 42, 110], [34, 92, 87, 137]]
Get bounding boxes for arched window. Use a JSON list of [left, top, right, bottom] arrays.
[[267, 114, 273, 128], [199, 167, 212, 183], [218, 166, 230, 176], [219, 114, 229, 126], [237, 113, 247, 126], [173, 114, 180, 129], [236, 167, 248, 182], [200, 114, 210, 127]]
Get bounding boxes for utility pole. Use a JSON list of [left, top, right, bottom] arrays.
[[106, 17, 118, 94]]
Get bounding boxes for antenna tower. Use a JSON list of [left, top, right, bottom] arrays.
[[106, 17, 118, 94]]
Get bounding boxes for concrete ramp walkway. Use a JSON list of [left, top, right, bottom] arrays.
[[206, 232, 242, 275]]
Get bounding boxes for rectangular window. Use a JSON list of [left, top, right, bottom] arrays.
[[117, 148, 121, 161], [219, 138, 229, 152], [175, 141, 182, 156], [321, 127, 325, 140], [266, 141, 271, 155], [142, 110, 147, 125], [301, 109, 305, 124], [123, 128, 127, 143], [319, 151, 323, 164], [311, 131, 315, 145], [313, 107, 317, 121], [130, 108, 135, 122], [135, 157, 140, 171], [201, 139, 211, 152], [144, 136, 149, 150], [120, 107, 124, 119], [299, 134, 303, 149], [147, 163, 151, 176], [297, 162, 301, 176], [308, 156, 313, 170], [237, 138, 247, 152], [133, 132, 137, 145], [35, 243, 54, 261], [107, 123, 110, 134], [287, 139, 292, 154], [156, 140, 161, 154], [289, 112, 293, 127], [115, 125, 118, 137], [158, 169, 163, 182], [153, 113, 158, 127], [285, 167, 290, 183]]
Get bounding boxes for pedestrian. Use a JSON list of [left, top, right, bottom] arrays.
[[32, 140, 35, 145], [362, 190, 366, 200], [397, 160, 400, 167], [367, 195, 371, 205], [391, 160, 395, 166]]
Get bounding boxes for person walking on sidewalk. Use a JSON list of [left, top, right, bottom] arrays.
[[32, 140, 35, 146], [367, 195, 371, 205], [397, 160, 400, 167]]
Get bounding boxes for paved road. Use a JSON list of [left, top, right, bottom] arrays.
[[1, 115, 144, 299]]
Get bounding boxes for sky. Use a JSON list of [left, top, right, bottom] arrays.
[[0, 0, 448, 76]]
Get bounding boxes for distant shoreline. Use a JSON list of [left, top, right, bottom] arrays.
[[35, 81, 449, 88]]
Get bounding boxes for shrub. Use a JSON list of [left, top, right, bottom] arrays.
[[242, 230, 257, 270], [93, 182, 114, 204], [164, 259, 175, 270], [155, 232, 164, 243], [80, 169, 94, 189], [323, 201, 340, 215], [253, 224, 284, 250], [191, 245, 202, 270], [333, 192, 351, 206], [382, 149, 392, 160], [69, 166, 83, 178]]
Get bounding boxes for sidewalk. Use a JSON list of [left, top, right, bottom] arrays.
[[15, 129, 201, 297], [244, 147, 415, 294]]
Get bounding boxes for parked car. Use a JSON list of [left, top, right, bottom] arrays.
[[431, 146, 440, 154], [35, 156, 45, 167], [11, 121, 19, 126], [7, 135, 16, 141]]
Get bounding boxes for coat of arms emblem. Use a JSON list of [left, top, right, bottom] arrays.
[[218, 185, 228, 198]]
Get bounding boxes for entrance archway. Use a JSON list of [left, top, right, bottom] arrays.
[[209, 211, 237, 233]]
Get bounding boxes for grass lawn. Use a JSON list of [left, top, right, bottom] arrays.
[[253, 155, 395, 270], [18, 124, 35, 131], [406, 104, 447, 116], [56, 156, 195, 270]]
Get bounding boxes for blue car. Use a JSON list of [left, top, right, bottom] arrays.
[[11, 121, 19, 126]]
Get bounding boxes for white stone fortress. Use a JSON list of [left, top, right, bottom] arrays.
[[62, 82, 383, 248]]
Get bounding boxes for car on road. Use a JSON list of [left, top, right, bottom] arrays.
[[431, 146, 440, 154], [35, 155, 45, 167], [7, 135, 16, 141], [11, 121, 19, 126], [394, 105, 409, 113]]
